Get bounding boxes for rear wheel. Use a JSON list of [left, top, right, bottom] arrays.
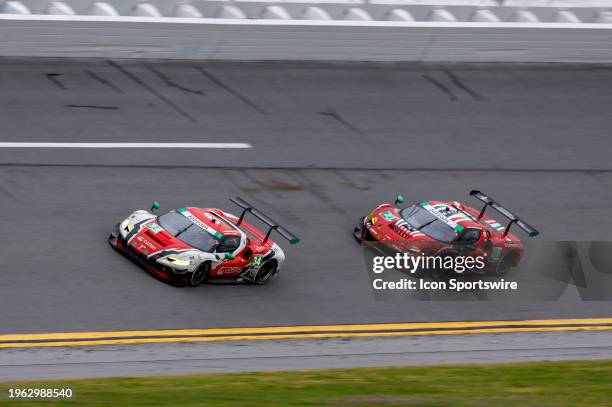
[[496, 254, 516, 276], [188, 262, 210, 287], [254, 262, 277, 285], [429, 250, 457, 280]]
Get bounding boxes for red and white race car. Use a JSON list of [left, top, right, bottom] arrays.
[[354, 191, 539, 276], [109, 197, 299, 286]]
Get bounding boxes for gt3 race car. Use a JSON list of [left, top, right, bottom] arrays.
[[354, 191, 539, 276], [109, 197, 300, 286]]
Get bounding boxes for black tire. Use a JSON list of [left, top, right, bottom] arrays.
[[188, 262, 210, 287], [254, 262, 277, 285], [353, 217, 366, 241], [496, 253, 516, 277], [109, 223, 120, 239], [108, 223, 121, 248]]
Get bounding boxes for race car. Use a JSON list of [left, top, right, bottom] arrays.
[[354, 190, 539, 276], [109, 197, 300, 286]]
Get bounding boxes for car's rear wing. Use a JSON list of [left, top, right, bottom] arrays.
[[469, 190, 539, 237], [230, 197, 300, 245]]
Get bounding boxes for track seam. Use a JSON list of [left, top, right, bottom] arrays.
[[0, 163, 611, 173]]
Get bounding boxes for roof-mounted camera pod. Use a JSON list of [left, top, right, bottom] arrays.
[[230, 197, 300, 245], [469, 190, 539, 238]]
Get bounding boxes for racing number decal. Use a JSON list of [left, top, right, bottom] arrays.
[[236, 255, 265, 282], [251, 256, 263, 267], [490, 247, 502, 262], [381, 211, 398, 221], [147, 223, 163, 234]]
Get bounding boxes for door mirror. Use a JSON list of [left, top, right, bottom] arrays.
[[225, 252, 235, 260], [395, 195, 405, 206], [151, 201, 161, 212]]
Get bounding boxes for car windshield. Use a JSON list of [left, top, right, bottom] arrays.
[[157, 211, 219, 252], [400, 205, 458, 242]]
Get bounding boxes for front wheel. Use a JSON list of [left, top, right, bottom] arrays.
[[188, 262, 210, 287], [254, 262, 277, 285], [353, 217, 366, 241]]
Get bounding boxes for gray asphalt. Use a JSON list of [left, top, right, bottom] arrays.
[[3, 331, 612, 381], [0, 59, 612, 335]]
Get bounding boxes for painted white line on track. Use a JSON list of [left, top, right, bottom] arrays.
[[0, 143, 252, 149]]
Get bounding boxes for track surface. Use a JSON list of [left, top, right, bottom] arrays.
[[1, 59, 612, 334]]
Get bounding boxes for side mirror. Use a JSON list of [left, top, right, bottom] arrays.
[[394, 195, 405, 206], [224, 252, 235, 260], [151, 201, 161, 213]]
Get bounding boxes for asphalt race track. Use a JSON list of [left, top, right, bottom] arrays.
[[1, 59, 612, 334]]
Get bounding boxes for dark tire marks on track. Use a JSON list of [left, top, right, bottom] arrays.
[[85, 70, 125, 94], [147, 66, 205, 96], [319, 108, 368, 137], [107, 60, 197, 122], [64, 104, 119, 110], [45, 73, 66, 90], [442, 68, 487, 101], [423, 74, 457, 101], [195, 66, 266, 114]]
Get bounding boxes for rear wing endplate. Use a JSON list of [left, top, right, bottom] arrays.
[[230, 197, 300, 245], [469, 190, 539, 237]]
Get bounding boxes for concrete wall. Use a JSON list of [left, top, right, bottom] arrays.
[[4, 1, 612, 22], [1, 16, 611, 62], [1, 0, 612, 62]]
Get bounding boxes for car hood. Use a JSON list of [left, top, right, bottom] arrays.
[[369, 205, 432, 242], [125, 219, 193, 258]]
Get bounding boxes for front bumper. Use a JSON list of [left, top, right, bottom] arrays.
[[354, 216, 379, 242], [108, 224, 188, 285]]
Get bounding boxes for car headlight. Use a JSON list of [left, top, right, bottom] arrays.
[[120, 219, 133, 233], [167, 256, 191, 267]]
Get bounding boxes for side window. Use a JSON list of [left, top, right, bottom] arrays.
[[457, 228, 481, 243], [217, 236, 241, 253]]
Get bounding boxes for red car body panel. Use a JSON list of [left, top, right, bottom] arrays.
[[358, 199, 527, 275]]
